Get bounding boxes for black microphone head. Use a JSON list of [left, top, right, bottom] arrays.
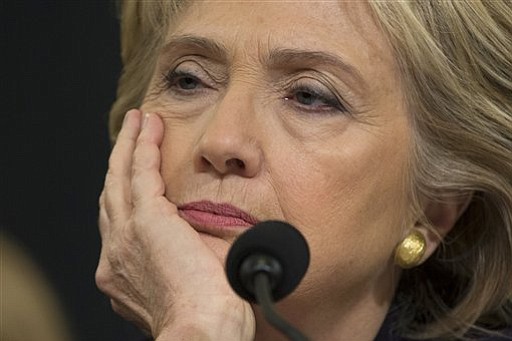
[[226, 220, 310, 303]]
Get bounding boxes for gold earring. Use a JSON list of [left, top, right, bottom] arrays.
[[394, 230, 426, 269]]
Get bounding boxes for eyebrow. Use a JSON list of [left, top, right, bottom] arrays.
[[161, 35, 229, 62], [266, 48, 367, 91], [161, 35, 368, 90]]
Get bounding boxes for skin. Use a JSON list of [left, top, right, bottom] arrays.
[[97, 1, 464, 340]]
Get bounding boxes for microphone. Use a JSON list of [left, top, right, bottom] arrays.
[[226, 220, 310, 341]]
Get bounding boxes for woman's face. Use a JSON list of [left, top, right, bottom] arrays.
[[142, 0, 411, 329]]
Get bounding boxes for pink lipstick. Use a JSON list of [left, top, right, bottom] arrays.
[[178, 201, 259, 232]]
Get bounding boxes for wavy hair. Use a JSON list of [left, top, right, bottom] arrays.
[[368, 1, 512, 339]]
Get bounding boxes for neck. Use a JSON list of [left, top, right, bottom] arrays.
[[252, 275, 398, 341]]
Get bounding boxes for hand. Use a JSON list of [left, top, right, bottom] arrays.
[[95, 109, 255, 340]]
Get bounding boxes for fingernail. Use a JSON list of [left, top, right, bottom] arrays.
[[142, 113, 150, 129], [123, 109, 136, 127], [122, 111, 130, 126]]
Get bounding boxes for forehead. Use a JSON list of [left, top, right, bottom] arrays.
[[163, 1, 399, 99]]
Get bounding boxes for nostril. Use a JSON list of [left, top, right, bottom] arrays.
[[201, 156, 212, 168], [226, 158, 245, 170]]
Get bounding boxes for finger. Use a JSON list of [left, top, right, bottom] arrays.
[[103, 109, 142, 222], [131, 113, 166, 204]]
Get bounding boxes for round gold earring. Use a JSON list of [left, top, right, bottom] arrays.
[[394, 230, 427, 269]]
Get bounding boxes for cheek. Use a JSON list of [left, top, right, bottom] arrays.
[[274, 144, 408, 236], [270, 129, 410, 295], [159, 124, 197, 200]]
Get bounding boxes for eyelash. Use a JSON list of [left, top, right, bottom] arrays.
[[163, 70, 208, 95], [162, 69, 349, 114], [284, 84, 347, 114]]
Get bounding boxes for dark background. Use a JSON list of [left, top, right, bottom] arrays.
[[2, 2, 145, 340]]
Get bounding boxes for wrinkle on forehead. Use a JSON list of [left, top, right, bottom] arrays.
[[159, 0, 404, 122], [165, 0, 397, 75]]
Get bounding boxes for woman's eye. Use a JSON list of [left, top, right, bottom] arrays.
[[295, 91, 318, 106], [177, 75, 200, 90], [163, 70, 208, 95], [285, 87, 347, 113]]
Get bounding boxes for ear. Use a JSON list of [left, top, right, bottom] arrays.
[[415, 194, 473, 263]]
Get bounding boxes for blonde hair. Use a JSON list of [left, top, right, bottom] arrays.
[[368, 2, 512, 338], [109, 1, 185, 140], [109, 1, 512, 339]]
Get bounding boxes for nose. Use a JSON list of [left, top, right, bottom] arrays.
[[194, 86, 263, 178]]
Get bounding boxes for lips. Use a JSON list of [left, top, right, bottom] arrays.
[[177, 201, 260, 232]]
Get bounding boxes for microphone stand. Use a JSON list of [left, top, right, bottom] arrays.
[[254, 272, 310, 341]]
